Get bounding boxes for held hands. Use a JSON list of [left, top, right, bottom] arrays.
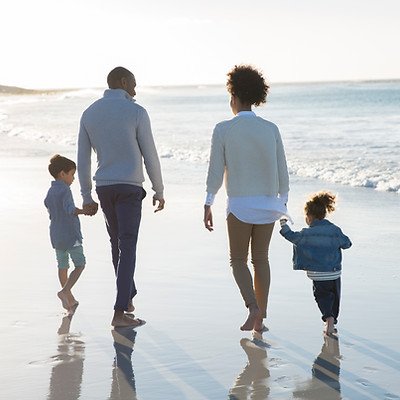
[[81, 199, 165, 215], [153, 196, 165, 213], [83, 202, 99, 216], [204, 205, 213, 232], [279, 218, 288, 228]]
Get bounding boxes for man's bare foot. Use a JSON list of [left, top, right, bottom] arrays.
[[240, 304, 261, 331], [57, 291, 70, 311], [127, 300, 135, 313], [111, 311, 145, 328], [325, 316, 335, 335]]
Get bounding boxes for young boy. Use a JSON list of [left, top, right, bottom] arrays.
[[45, 154, 88, 313], [279, 191, 352, 335]]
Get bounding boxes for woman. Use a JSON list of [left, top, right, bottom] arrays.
[[204, 65, 290, 332]]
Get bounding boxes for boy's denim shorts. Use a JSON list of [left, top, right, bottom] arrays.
[[55, 245, 86, 270]]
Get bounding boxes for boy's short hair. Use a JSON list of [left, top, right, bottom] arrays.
[[48, 154, 76, 179]]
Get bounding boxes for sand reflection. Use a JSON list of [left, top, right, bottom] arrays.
[[229, 335, 271, 399], [109, 327, 138, 400], [293, 335, 341, 399], [47, 315, 85, 400]]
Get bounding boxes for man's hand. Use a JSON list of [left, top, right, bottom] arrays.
[[204, 205, 213, 232], [83, 202, 99, 216], [153, 197, 165, 213]]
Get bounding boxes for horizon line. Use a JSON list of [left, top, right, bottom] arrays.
[[1, 77, 400, 93]]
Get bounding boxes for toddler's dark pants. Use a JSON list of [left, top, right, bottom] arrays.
[[312, 278, 341, 323]]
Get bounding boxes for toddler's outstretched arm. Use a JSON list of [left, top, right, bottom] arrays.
[[279, 220, 304, 244]]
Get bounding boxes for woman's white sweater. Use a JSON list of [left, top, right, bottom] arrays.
[[206, 115, 289, 197]]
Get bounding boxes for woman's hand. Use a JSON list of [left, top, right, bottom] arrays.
[[204, 205, 214, 232]]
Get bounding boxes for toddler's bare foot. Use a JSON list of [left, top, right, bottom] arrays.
[[57, 291, 70, 311], [325, 317, 335, 335], [240, 304, 261, 331]]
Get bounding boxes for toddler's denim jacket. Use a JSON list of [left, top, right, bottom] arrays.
[[280, 219, 352, 272]]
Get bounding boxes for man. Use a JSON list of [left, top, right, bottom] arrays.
[[78, 66, 165, 327]]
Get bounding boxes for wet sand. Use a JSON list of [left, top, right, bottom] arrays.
[[0, 151, 399, 399]]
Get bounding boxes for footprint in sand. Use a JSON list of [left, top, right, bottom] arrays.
[[356, 378, 371, 387], [275, 375, 294, 389], [363, 366, 378, 373], [268, 357, 283, 368]]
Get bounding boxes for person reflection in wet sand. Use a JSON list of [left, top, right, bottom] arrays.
[[47, 314, 85, 400], [109, 327, 138, 400], [293, 335, 341, 399], [229, 336, 270, 399]]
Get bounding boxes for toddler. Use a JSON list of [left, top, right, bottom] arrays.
[[280, 191, 352, 335], [44, 154, 88, 313]]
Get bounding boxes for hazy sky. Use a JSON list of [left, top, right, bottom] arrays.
[[2, 0, 399, 89]]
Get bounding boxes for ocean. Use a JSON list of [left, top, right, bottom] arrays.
[[0, 80, 399, 193], [1, 81, 400, 400]]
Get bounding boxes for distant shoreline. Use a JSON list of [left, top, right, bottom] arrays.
[[1, 78, 400, 95], [0, 84, 72, 95]]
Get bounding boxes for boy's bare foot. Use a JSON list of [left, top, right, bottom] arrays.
[[69, 301, 79, 314], [325, 317, 335, 335], [240, 304, 261, 331], [57, 291, 70, 311], [111, 311, 146, 328]]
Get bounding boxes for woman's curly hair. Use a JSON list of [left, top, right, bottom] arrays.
[[226, 65, 269, 106], [304, 191, 336, 220]]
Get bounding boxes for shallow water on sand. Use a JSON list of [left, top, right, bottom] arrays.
[[0, 156, 399, 399]]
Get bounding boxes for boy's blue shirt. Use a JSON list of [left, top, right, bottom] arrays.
[[279, 219, 352, 272], [44, 180, 82, 251]]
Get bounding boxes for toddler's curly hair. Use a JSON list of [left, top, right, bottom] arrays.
[[304, 191, 336, 220]]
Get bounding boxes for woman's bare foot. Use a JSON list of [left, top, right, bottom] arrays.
[[325, 316, 335, 335], [253, 318, 268, 333], [111, 311, 145, 328], [57, 291, 70, 311], [240, 304, 261, 331]]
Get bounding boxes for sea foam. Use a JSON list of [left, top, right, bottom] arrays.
[[0, 81, 399, 194]]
